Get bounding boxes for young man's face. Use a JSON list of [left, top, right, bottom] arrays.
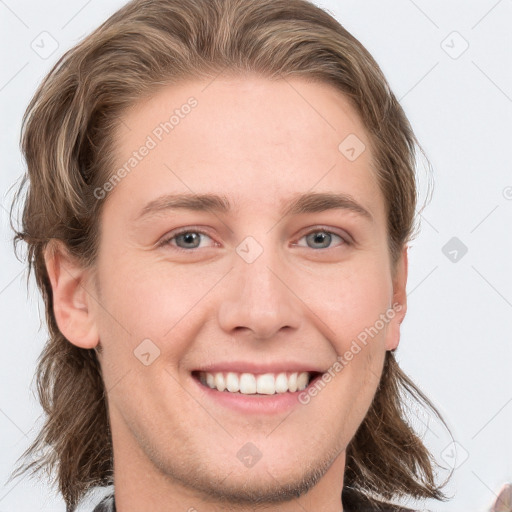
[[52, 76, 407, 510]]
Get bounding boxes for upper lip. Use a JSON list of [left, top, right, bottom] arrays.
[[193, 361, 325, 374]]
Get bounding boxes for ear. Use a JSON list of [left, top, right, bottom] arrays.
[[385, 245, 408, 352], [44, 240, 99, 349]]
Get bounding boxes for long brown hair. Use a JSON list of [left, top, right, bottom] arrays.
[[9, 0, 453, 510]]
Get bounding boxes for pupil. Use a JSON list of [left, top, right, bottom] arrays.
[[183, 233, 198, 247], [311, 232, 330, 248]]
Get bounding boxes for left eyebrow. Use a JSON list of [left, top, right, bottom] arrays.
[[135, 191, 373, 222], [282, 191, 373, 221]]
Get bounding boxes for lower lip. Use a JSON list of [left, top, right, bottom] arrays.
[[191, 373, 322, 415]]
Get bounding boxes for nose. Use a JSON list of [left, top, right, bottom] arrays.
[[217, 241, 303, 341]]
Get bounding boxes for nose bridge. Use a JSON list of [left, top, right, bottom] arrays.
[[218, 234, 302, 339]]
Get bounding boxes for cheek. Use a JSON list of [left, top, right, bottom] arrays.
[[299, 256, 393, 348], [93, 254, 223, 362]]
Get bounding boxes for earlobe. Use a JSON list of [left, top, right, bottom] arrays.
[[385, 245, 408, 352], [44, 240, 99, 349]]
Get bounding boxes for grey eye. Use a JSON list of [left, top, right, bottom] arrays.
[[175, 232, 203, 249], [299, 231, 345, 249]]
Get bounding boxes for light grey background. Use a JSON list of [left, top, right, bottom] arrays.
[[1, 1, 511, 511]]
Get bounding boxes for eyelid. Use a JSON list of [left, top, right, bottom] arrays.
[[295, 223, 352, 240], [158, 224, 353, 251], [157, 226, 217, 250], [292, 226, 352, 248]]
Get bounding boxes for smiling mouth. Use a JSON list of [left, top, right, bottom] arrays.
[[192, 370, 322, 395]]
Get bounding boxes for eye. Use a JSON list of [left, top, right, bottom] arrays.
[[158, 229, 216, 251], [295, 229, 350, 250], [158, 227, 351, 252]]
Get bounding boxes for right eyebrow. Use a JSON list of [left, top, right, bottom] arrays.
[[136, 193, 231, 221]]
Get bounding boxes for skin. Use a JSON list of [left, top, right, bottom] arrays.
[[45, 75, 408, 512]]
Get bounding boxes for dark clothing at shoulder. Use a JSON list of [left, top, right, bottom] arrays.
[[345, 506, 417, 512], [342, 489, 418, 512], [92, 493, 116, 512], [345, 505, 417, 512]]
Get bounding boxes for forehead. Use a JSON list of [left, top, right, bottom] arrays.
[[105, 75, 385, 224]]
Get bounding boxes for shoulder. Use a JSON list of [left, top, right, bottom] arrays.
[[344, 506, 418, 512], [91, 492, 116, 512], [342, 491, 419, 512]]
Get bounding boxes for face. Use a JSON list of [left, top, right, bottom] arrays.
[[54, 75, 407, 508]]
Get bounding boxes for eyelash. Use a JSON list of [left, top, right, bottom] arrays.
[[158, 226, 352, 252]]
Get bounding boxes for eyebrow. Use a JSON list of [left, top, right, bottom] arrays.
[[136, 191, 373, 222]]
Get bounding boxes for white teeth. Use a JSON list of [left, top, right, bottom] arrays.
[[296, 372, 309, 391], [256, 373, 275, 395], [198, 371, 313, 394], [288, 372, 298, 392], [275, 372, 288, 393], [214, 373, 226, 392], [226, 372, 239, 392], [239, 373, 257, 394]]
